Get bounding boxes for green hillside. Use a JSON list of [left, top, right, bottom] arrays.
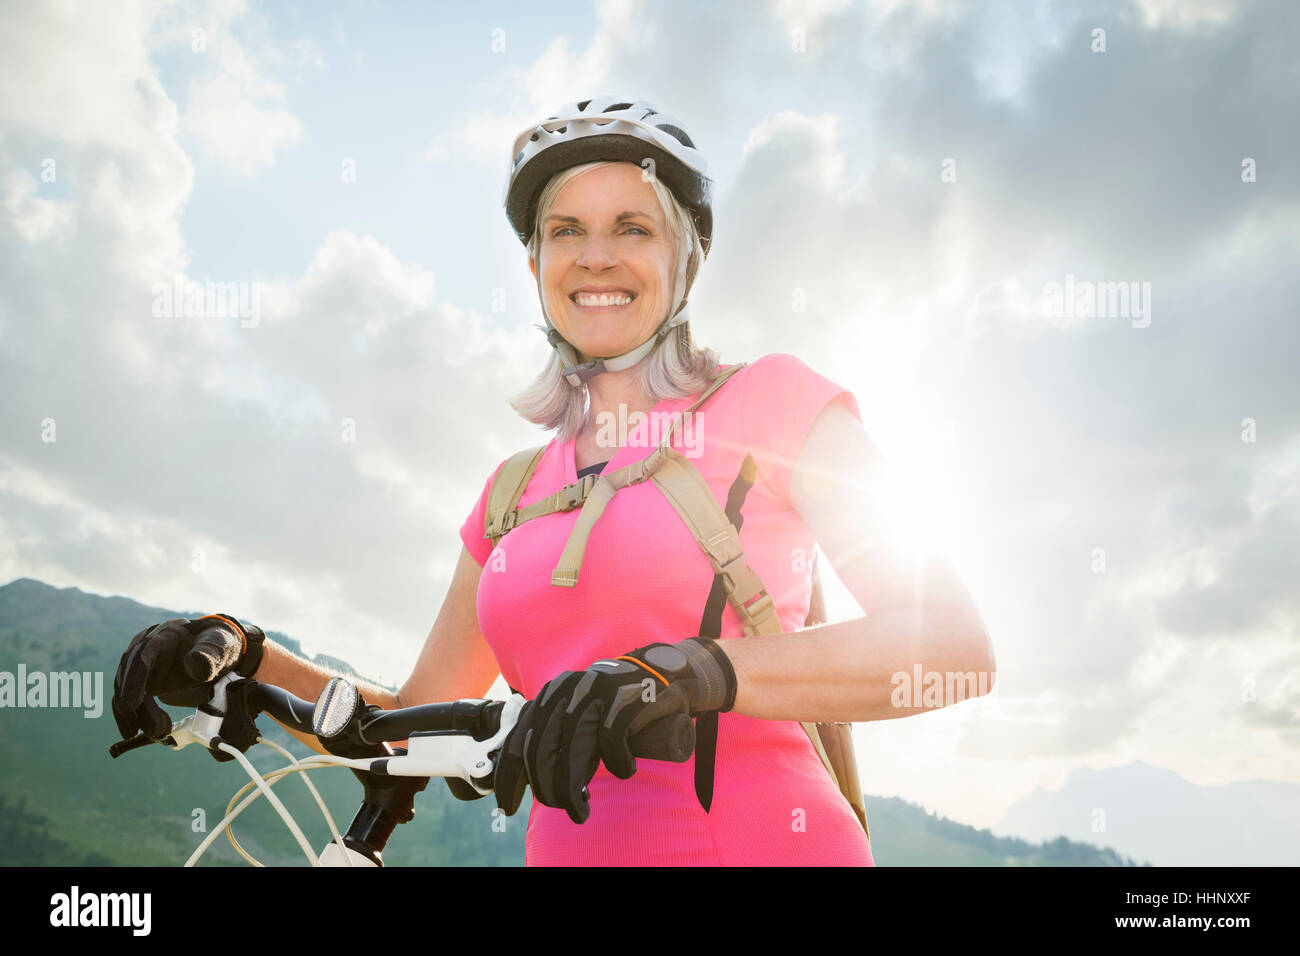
[[0, 577, 1143, 866], [865, 797, 1145, 866], [0, 577, 524, 866]]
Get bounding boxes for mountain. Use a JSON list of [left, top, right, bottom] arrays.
[[993, 761, 1299, 866], [0, 576, 1138, 866], [0, 577, 522, 866], [865, 796, 1144, 865]]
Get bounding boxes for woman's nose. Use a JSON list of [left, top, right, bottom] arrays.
[[574, 235, 618, 270]]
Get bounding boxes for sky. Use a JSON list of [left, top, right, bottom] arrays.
[[1, 0, 1297, 831]]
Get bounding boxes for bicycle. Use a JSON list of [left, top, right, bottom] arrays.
[[108, 660, 694, 867]]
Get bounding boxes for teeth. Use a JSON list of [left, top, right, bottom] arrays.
[[573, 292, 633, 307]]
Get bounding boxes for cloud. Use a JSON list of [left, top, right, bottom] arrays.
[[1135, 0, 1242, 30], [693, 0, 1300, 764], [149, 0, 305, 177], [0, 0, 535, 680], [181, 72, 301, 177], [2, 0, 1297, 764], [1, 169, 76, 243]]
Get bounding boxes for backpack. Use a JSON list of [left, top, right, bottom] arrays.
[[483, 362, 870, 839]]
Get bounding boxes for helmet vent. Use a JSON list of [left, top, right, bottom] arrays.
[[657, 124, 694, 148]]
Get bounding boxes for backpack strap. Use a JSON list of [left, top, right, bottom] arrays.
[[482, 364, 749, 554], [649, 450, 779, 635], [803, 555, 870, 838], [634, 393, 867, 835], [549, 362, 749, 588], [484, 445, 548, 547], [656, 450, 867, 836]]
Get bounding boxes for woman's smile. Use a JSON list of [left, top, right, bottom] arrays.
[[569, 290, 638, 312]]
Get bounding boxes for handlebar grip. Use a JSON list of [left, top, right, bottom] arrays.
[[626, 713, 695, 762]]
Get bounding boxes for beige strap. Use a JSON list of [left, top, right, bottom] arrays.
[[648, 449, 786, 640], [513, 471, 599, 531], [550, 363, 749, 588], [648, 450, 782, 636], [813, 722, 870, 838], [484, 445, 547, 546], [652, 449, 868, 836], [656, 361, 749, 449], [550, 471, 625, 586], [650, 452, 864, 832], [487, 364, 751, 557], [802, 721, 840, 783]]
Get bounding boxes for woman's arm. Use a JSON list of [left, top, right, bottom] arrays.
[[257, 544, 501, 752], [724, 401, 996, 722], [397, 544, 502, 708]]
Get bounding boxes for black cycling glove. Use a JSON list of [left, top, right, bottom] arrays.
[[112, 614, 265, 740], [493, 636, 736, 825]]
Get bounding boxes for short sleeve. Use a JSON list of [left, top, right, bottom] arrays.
[[459, 459, 509, 568], [740, 353, 863, 505]]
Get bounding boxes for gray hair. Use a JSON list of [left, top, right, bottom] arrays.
[[507, 160, 720, 443]]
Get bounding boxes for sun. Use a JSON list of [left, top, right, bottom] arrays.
[[870, 406, 982, 585]]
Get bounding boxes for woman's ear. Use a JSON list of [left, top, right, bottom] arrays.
[[529, 256, 536, 279]]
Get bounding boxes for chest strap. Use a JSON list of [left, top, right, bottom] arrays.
[[548, 362, 749, 589], [484, 363, 749, 554]]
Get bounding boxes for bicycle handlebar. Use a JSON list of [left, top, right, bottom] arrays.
[[108, 666, 698, 866], [241, 678, 696, 762]]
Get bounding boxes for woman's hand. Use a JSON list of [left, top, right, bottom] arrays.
[[111, 614, 265, 740], [493, 636, 736, 824]]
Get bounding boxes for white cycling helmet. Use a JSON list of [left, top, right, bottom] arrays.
[[503, 95, 715, 386]]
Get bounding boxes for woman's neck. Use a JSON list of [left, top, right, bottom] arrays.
[[581, 368, 656, 438]]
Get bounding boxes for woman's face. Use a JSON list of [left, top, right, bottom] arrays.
[[532, 162, 677, 363]]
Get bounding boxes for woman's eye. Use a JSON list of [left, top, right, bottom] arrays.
[[549, 226, 649, 238]]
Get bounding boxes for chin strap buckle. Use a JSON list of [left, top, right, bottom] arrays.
[[563, 361, 606, 387]]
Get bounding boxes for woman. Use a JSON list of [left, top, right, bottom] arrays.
[[111, 97, 995, 867]]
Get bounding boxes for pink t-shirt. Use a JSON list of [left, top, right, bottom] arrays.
[[459, 353, 874, 866]]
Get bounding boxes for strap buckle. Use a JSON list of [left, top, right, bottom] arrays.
[[716, 551, 778, 634], [734, 592, 777, 635], [707, 530, 744, 570], [485, 509, 517, 539], [560, 473, 596, 511], [628, 448, 664, 485]]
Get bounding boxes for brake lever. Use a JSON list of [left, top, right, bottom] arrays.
[[380, 694, 526, 794], [107, 672, 247, 762], [108, 733, 173, 758]]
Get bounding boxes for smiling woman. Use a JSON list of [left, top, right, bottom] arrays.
[[131, 96, 991, 869], [533, 165, 679, 375], [507, 150, 717, 442], [437, 95, 991, 866]]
